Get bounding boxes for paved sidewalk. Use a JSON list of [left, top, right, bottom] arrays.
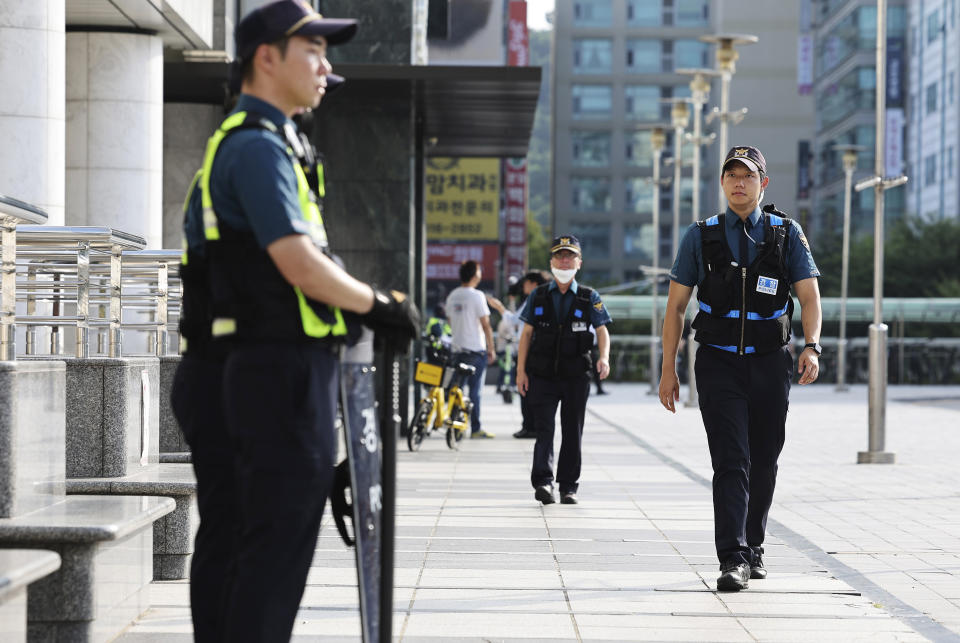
[[119, 382, 960, 642]]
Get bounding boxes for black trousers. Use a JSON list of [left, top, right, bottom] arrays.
[[520, 389, 533, 433], [171, 353, 238, 642], [527, 372, 590, 494], [179, 342, 337, 643], [695, 345, 792, 566]]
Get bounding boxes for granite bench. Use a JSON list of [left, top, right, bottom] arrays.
[[0, 549, 61, 642], [2, 360, 174, 640], [66, 464, 197, 580], [0, 495, 174, 640]]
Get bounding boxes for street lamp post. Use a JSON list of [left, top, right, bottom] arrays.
[[663, 99, 691, 260], [647, 126, 667, 394], [833, 144, 866, 392], [854, 0, 907, 464], [700, 34, 757, 211], [677, 68, 718, 408]]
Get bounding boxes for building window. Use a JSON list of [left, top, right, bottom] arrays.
[[818, 6, 906, 76], [569, 223, 610, 257], [675, 39, 710, 69], [627, 0, 659, 26], [623, 223, 654, 260], [816, 67, 875, 130], [571, 131, 611, 167], [626, 40, 661, 73], [925, 154, 937, 186], [625, 178, 653, 214], [675, 0, 709, 27], [573, 39, 612, 74], [572, 85, 612, 119], [951, 73, 956, 104], [625, 130, 653, 167], [928, 9, 941, 43], [573, 0, 613, 27], [625, 85, 661, 120], [949, 147, 954, 178], [927, 82, 938, 114], [571, 177, 612, 212]]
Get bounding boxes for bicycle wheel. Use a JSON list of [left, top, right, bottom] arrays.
[[407, 398, 435, 452], [445, 406, 467, 450]]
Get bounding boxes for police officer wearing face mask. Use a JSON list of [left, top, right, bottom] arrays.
[[516, 236, 612, 505], [659, 146, 823, 592]]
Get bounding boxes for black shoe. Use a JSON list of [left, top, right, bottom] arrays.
[[560, 493, 578, 504], [513, 429, 537, 439], [716, 562, 750, 591], [534, 485, 556, 505], [750, 547, 767, 580]]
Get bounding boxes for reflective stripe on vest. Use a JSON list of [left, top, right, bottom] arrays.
[[698, 301, 789, 320], [198, 111, 346, 340]]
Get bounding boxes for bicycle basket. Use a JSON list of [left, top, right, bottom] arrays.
[[414, 361, 444, 387]]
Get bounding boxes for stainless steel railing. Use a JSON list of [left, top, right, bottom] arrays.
[[120, 250, 182, 357], [1, 195, 49, 360]]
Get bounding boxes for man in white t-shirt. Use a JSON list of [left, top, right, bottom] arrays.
[[445, 260, 496, 438]]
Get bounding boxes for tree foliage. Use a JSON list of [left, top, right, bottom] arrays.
[[815, 216, 960, 298]]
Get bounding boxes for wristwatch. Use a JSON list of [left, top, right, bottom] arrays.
[[803, 342, 822, 356]]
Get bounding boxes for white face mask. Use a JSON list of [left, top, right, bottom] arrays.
[[551, 267, 577, 284]]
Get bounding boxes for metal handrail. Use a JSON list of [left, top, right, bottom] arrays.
[[1, 196, 49, 360]]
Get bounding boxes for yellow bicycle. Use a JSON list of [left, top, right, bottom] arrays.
[[408, 356, 476, 452]]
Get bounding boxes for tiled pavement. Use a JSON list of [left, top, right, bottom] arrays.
[[118, 382, 960, 642]]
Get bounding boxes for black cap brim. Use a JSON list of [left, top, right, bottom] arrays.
[[294, 18, 357, 46]]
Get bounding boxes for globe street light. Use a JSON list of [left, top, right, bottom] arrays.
[[677, 68, 718, 408], [700, 34, 758, 211], [833, 144, 866, 392], [644, 125, 669, 394], [662, 98, 691, 261]]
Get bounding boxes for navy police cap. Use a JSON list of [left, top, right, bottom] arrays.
[[722, 145, 767, 175], [236, 0, 357, 63], [551, 235, 582, 256]]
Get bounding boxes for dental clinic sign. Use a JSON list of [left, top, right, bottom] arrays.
[[505, 1, 529, 279]]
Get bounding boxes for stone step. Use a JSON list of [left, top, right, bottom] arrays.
[[66, 464, 197, 580], [159, 452, 191, 464], [0, 549, 62, 643], [0, 495, 174, 641]]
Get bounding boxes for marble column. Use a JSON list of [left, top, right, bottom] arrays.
[[0, 0, 65, 224], [66, 32, 163, 247]]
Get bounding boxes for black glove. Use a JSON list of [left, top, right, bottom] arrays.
[[362, 287, 420, 351]]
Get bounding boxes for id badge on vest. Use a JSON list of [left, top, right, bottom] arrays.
[[756, 276, 778, 295], [571, 321, 588, 332]]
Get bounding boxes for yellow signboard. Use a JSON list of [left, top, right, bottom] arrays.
[[425, 158, 500, 240]]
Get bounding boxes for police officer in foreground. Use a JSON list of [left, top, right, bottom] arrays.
[[517, 236, 612, 505], [659, 146, 822, 592], [171, 2, 418, 639]]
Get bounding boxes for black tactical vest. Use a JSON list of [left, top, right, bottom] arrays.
[[691, 208, 794, 355], [526, 283, 596, 378], [180, 112, 346, 348]]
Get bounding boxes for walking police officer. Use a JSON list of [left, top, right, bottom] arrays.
[[517, 236, 612, 505], [659, 146, 822, 592], [171, 2, 418, 639]]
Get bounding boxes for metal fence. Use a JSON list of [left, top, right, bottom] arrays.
[[609, 335, 960, 385], [0, 208, 182, 360]]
